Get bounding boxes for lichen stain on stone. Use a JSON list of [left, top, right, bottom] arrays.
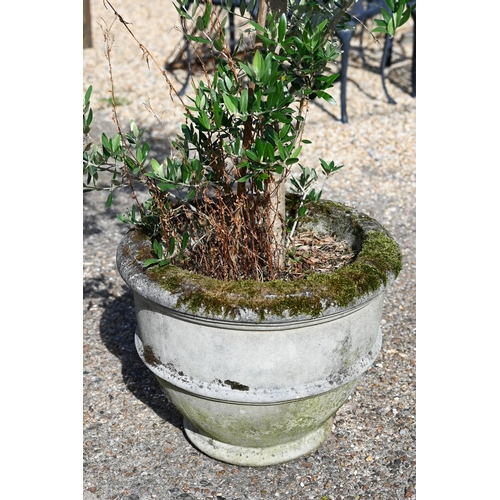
[[224, 379, 250, 391], [143, 344, 162, 366]]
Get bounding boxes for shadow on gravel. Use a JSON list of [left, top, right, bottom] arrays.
[[83, 120, 183, 429], [97, 284, 184, 430]]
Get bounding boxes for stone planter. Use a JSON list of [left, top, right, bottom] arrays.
[[116, 200, 402, 466]]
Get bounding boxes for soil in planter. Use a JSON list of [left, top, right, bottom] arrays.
[[281, 231, 356, 280]]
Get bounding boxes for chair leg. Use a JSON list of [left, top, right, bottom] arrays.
[[337, 28, 355, 124], [381, 35, 396, 104], [229, 11, 236, 53], [358, 24, 367, 66], [411, 9, 416, 97]]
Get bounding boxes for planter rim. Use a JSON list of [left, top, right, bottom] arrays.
[[116, 200, 402, 324]]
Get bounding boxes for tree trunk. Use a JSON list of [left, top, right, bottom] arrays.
[[83, 0, 93, 48], [258, 0, 288, 21], [257, 0, 288, 270]]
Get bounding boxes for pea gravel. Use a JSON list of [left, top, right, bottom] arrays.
[[83, 1, 416, 498]]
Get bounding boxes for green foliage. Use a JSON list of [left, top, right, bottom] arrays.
[[372, 0, 415, 37], [171, 0, 352, 216], [84, 0, 413, 280], [83, 90, 185, 253]]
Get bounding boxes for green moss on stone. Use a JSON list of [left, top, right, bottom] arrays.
[[135, 200, 402, 320]]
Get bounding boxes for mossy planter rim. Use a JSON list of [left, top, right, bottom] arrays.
[[116, 200, 402, 324]]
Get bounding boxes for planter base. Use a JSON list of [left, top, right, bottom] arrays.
[[183, 416, 332, 466]]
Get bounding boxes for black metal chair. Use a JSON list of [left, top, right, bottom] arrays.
[[381, 0, 416, 100], [336, 0, 416, 122]]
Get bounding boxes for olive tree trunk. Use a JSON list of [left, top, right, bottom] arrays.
[[83, 0, 93, 48], [257, 0, 288, 270]]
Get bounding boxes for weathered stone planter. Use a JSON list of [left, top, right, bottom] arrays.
[[116, 200, 402, 466]]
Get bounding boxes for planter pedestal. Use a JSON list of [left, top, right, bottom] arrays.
[[183, 416, 332, 467]]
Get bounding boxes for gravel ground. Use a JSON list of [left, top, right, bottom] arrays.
[[83, 1, 416, 499]]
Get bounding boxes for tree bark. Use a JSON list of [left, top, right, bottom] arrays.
[[83, 0, 93, 48], [257, 0, 288, 270], [259, 0, 287, 21]]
